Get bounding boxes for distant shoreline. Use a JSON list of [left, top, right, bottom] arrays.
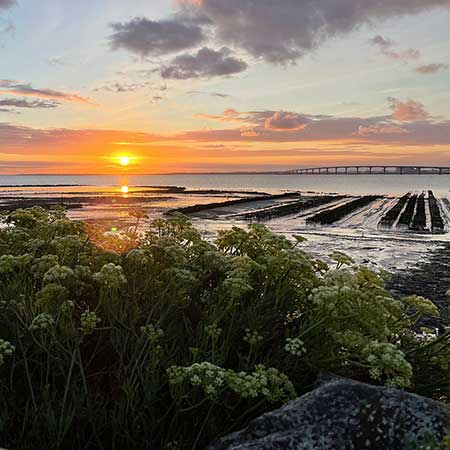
[[2, 172, 450, 178]]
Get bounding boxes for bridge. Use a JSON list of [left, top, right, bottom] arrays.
[[283, 165, 450, 175]]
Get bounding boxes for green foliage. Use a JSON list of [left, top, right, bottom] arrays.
[[0, 208, 449, 449]]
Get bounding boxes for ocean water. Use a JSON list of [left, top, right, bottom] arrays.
[[0, 173, 449, 196], [1, 173, 450, 271]]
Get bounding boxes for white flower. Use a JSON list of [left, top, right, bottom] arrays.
[[80, 310, 101, 335], [243, 329, 263, 346], [0, 339, 15, 366], [205, 323, 222, 340], [30, 313, 55, 331], [140, 324, 164, 343], [363, 342, 412, 388], [284, 338, 306, 357], [167, 362, 295, 402]]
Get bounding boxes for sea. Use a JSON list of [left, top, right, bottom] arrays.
[[1, 174, 450, 272], [1, 173, 449, 196]]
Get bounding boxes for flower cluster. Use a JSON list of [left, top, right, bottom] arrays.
[[205, 323, 222, 340], [284, 337, 306, 357], [0, 254, 32, 274], [0, 339, 15, 366], [329, 251, 354, 268], [243, 329, 263, 346], [363, 342, 413, 388], [168, 362, 295, 402], [403, 295, 439, 318], [80, 310, 101, 335], [94, 263, 127, 289], [141, 324, 164, 343], [30, 313, 55, 331], [31, 255, 59, 279], [60, 300, 75, 315], [43, 265, 75, 286]]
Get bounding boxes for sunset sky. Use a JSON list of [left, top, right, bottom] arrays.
[[1, 0, 450, 174]]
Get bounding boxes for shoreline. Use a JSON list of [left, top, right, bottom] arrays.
[[388, 243, 450, 328]]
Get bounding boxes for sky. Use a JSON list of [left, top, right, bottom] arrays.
[[0, 0, 450, 174]]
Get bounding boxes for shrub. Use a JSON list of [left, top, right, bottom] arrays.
[[0, 208, 449, 449]]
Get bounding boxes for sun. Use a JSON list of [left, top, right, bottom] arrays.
[[121, 185, 129, 194], [119, 156, 130, 166]]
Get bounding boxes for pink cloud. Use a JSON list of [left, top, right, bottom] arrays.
[[388, 97, 429, 121], [415, 63, 449, 74], [264, 111, 310, 131], [369, 35, 421, 61]]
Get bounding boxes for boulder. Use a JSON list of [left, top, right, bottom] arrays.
[[209, 376, 450, 450]]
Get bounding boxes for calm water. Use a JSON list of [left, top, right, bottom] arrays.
[[1, 173, 450, 271], [1, 174, 450, 196]]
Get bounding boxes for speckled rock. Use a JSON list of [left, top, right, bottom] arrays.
[[208, 376, 450, 450]]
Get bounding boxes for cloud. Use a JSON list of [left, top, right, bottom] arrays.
[[48, 56, 71, 67], [357, 124, 409, 136], [240, 127, 260, 137], [188, 90, 232, 98], [2, 99, 450, 173], [160, 47, 247, 79], [180, 0, 449, 64], [94, 81, 153, 93], [184, 98, 450, 145], [0, 0, 15, 10], [369, 34, 421, 60], [415, 63, 449, 74], [195, 108, 256, 123], [388, 97, 429, 121], [196, 109, 327, 128], [0, 123, 161, 149], [180, 113, 450, 146], [0, 98, 60, 109], [0, 80, 91, 104], [369, 35, 392, 47], [109, 17, 206, 57], [0, 19, 14, 34], [264, 111, 310, 131]]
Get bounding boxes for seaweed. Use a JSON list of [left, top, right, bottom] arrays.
[[238, 195, 346, 221], [167, 192, 301, 215], [379, 193, 410, 228], [410, 193, 427, 231], [397, 194, 418, 228], [306, 195, 382, 225], [428, 191, 444, 233]]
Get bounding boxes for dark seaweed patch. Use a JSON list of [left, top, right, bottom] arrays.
[[379, 193, 410, 228], [410, 193, 426, 231], [397, 194, 418, 228], [428, 191, 444, 233], [306, 195, 382, 225], [238, 195, 346, 221]]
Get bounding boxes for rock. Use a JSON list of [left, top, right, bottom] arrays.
[[208, 376, 450, 450]]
